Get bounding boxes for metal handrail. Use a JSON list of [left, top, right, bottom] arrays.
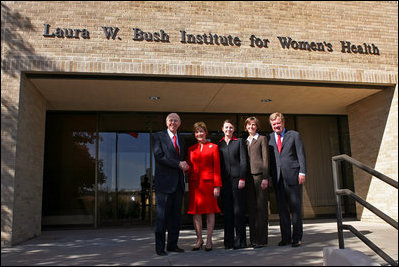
[[332, 154, 398, 266]]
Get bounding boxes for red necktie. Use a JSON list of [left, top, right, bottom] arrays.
[[277, 134, 282, 154], [173, 135, 179, 155]]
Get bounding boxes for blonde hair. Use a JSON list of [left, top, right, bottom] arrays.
[[269, 112, 285, 124], [244, 117, 260, 131], [193, 121, 208, 134]]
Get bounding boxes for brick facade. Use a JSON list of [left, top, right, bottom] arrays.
[[348, 85, 398, 222], [2, 2, 397, 81], [1, 1, 397, 246]]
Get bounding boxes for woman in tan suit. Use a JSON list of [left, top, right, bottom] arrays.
[[244, 116, 270, 248]]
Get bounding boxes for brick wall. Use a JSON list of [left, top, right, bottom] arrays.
[[1, 73, 20, 247], [348, 85, 398, 222], [1, 73, 47, 247], [12, 76, 47, 245], [1, 1, 397, 82], [1, 1, 398, 246]]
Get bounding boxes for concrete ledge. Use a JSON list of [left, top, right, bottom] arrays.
[[323, 246, 380, 266]]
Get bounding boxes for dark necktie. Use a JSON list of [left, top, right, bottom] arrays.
[[277, 134, 282, 154], [173, 134, 179, 155]]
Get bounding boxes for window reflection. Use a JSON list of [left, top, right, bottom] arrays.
[[98, 132, 153, 225], [42, 113, 98, 226]]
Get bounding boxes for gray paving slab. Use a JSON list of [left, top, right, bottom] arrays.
[[1, 219, 397, 266]]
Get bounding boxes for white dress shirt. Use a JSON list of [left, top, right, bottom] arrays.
[[167, 129, 180, 150], [246, 132, 259, 145]]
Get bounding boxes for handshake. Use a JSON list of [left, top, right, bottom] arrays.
[[179, 161, 190, 172]]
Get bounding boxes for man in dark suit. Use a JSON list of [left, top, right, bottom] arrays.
[[153, 113, 189, 256], [268, 112, 306, 248]]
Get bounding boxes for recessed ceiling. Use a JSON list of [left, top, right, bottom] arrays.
[[29, 76, 382, 115]]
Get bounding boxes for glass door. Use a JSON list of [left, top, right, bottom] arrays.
[[42, 112, 354, 228], [42, 113, 97, 227], [98, 131, 154, 226]]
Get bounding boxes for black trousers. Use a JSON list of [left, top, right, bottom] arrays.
[[275, 176, 303, 243], [246, 174, 269, 245], [154, 181, 184, 252], [222, 177, 247, 248]]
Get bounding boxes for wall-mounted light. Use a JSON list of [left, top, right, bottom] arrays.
[[149, 96, 160, 101], [261, 99, 272, 103]]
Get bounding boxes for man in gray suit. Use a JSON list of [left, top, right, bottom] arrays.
[[268, 112, 306, 247], [153, 113, 189, 256]]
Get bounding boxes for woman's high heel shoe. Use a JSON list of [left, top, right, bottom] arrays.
[[192, 240, 204, 251], [205, 243, 213, 252]]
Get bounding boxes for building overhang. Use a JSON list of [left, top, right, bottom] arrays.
[[27, 73, 387, 115]]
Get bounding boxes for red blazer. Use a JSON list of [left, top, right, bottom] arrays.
[[187, 142, 222, 187]]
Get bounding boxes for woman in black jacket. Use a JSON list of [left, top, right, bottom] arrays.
[[218, 120, 248, 250]]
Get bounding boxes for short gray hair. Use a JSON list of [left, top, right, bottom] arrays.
[[166, 113, 181, 122]]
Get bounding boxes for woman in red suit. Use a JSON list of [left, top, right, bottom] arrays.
[[187, 121, 222, 252]]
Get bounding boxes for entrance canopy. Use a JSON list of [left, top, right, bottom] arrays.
[[27, 74, 383, 114]]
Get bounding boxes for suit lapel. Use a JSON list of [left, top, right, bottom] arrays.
[[163, 130, 176, 155], [251, 137, 258, 146], [177, 133, 184, 159], [271, 133, 278, 150], [281, 130, 289, 151], [247, 135, 257, 149], [177, 133, 183, 149]]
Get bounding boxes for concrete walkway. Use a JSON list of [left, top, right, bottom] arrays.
[[1, 219, 397, 266]]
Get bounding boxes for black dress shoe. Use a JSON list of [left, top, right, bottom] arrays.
[[292, 241, 302, 247], [204, 245, 212, 252], [167, 247, 184, 252], [249, 243, 263, 249], [233, 244, 247, 250], [156, 251, 167, 256], [278, 240, 291, 246]]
